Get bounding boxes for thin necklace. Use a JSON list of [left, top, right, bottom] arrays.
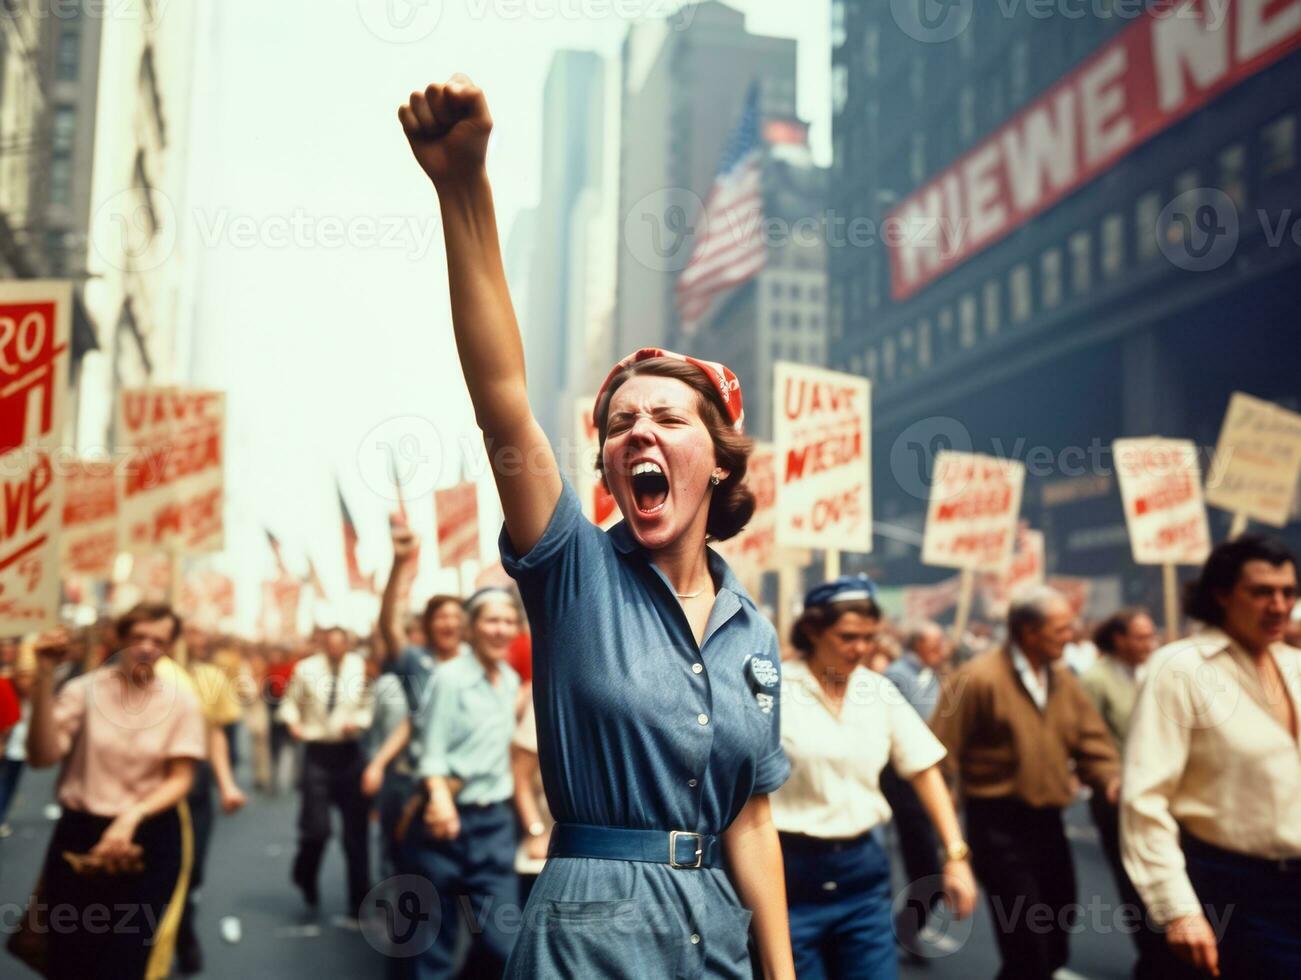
[[675, 588, 705, 600]]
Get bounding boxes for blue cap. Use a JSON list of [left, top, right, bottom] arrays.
[[802, 574, 878, 610]]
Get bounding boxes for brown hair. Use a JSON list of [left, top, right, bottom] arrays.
[[1092, 607, 1149, 654], [115, 601, 183, 644], [421, 594, 462, 638], [789, 598, 882, 658], [593, 357, 755, 542]]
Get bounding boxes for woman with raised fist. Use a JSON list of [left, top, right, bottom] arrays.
[[398, 76, 794, 979]]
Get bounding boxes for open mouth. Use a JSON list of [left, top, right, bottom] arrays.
[[630, 461, 669, 515]]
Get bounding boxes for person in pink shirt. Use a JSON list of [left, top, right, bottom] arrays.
[[24, 602, 207, 980]]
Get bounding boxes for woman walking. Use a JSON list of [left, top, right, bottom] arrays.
[[772, 577, 975, 979], [24, 603, 206, 980], [398, 75, 794, 978], [404, 587, 522, 978]]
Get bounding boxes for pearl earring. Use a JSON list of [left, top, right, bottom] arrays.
[[710, 473, 722, 486]]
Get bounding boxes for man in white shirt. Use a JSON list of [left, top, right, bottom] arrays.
[[1122, 535, 1301, 979], [279, 627, 374, 917]]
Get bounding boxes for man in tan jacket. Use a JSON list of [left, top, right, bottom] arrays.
[[932, 586, 1120, 980]]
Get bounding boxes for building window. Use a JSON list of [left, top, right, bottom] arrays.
[[790, 312, 802, 329], [1010, 264, 1032, 324], [959, 294, 978, 347], [937, 307, 954, 357], [52, 107, 76, 153], [865, 347, 878, 380], [833, 65, 849, 114], [1101, 213, 1124, 280], [49, 158, 74, 206], [1136, 192, 1161, 261], [959, 87, 976, 145], [918, 319, 932, 371], [1041, 248, 1063, 309], [770, 281, 782, 299], [1070, 231, 1092, 294], [983, 280, 1001, 335], [831, 0, 847, 48], [910, 57, 925, 102], [1174, 169, 1200, 196], [789, 283, 802, 300], [867, 256, 880, 310], [56, 29, 81, 82], [864, 25, 879, 77], [910, 132, 926, 184], [1010, 40, 1030, 106], [1218, 144, 1247, 209], [883, 336, 897, 382], [1261, 114, 1296, 177]]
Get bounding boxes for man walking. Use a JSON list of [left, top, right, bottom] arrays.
[[932, 587, 1120, 979], [279, 627, 374, 917]]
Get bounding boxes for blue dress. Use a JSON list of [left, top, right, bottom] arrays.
[[500, 481, 790, 979]]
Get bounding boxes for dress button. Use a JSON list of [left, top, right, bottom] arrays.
[[697, 713, 709, 726], [690, 934, 701, 945], [692, 663, 703, 674], [688, 779, 698, 788], [821, 881, 838, 892]]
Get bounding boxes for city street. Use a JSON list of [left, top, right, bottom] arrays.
[[1, 764, 1136, 979]]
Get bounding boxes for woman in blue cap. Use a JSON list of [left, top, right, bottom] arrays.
[[771, 576, 976, 980], [398, 76, 793, 978]]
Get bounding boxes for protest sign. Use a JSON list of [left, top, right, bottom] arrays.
[[0, 281, 71, 633], [774, 363, 871, 554], [119, 388, 225, 554]]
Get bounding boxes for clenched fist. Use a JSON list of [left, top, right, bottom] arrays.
[[399, 74, 493, 189]]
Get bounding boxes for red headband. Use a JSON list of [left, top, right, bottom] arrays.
[[595, 348, 745, 433]]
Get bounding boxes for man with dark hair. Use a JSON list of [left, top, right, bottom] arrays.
[[1079, 608, 1180, 978], [1122, 534, 1300, 978], [931, 586, 1120, 980], [279, 626, 374, 917]]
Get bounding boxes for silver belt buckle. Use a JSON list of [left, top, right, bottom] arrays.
[[669, 830, 703, 869]]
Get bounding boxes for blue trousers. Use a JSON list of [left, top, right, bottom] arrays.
[[1183, 831, 1301, 979], [400, 801, 519, 980], [781, 831, 896, 980]]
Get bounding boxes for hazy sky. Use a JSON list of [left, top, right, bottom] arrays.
[[184, 0, 830, 630]]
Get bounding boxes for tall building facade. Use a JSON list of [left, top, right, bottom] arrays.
[[829, 1, 1301, 603], [0, 0, 49, 277], [77, 0, 201, 449], [693, 156, 828, 442], [616, 2, 798, 357], [525, 49, 607, 446]]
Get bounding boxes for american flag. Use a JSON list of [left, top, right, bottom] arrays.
[[264, 528, 289, 578], [676, 82, 766, 335], [336, 480, 376, 594]]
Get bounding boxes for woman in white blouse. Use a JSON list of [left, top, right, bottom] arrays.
[[771, 577, 975, 980]]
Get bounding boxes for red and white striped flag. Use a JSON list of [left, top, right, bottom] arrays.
[[676, 83, 766, 335]]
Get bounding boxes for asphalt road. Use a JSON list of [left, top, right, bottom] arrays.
[[1, 759, 1138, 978]]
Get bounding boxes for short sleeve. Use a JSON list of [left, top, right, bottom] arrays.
[[499, 479, 611, 628], [883, 677, 946, 778], [512, 695, 538, 754], [166, 686, 208, 762], [752, 633, 791, 795], [51, 674, 89, 757], [418, 667, 463, 780]]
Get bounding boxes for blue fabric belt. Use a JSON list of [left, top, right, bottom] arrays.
[[549, 823, 723, 870]]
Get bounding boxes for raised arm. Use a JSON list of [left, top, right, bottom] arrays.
[[399, 76, 562, 555]]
